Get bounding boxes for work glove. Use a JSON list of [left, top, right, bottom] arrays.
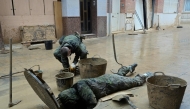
[[70, 63, 76, 72], [60, 68, 70, 73]]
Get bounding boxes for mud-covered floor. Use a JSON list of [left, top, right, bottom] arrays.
[[0, 24, 190, 109]]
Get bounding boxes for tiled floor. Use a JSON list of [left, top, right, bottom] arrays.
[[0, 24, 190, 109]]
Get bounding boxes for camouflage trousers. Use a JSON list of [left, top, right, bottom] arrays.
[[58, 74, 146, 109]]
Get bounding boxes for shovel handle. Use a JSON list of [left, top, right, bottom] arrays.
[[126, 99, 138, 109]]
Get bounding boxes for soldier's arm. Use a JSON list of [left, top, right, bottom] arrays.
[[72, 48, 81, 64], [59, 36, 65, 45], [73, 54, 79, 64], [73, 81, 97, 108]]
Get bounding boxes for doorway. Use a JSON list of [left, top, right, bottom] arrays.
[[111, 0, 120, 32], [134, 0, 152, 30], [80, 0, 92, 34]]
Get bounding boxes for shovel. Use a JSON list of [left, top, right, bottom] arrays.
[[112, 94, 138, 109], [156, 15, 160, 30]]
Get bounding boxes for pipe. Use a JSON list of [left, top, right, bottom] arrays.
[[109, 0, 112, 36], [8, 38, 21, 107], [151, 0, 155, 28], [112, 34, 122, 66], [9, 38, 13, 106]]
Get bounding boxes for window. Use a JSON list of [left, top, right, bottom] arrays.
[[163, 0, 178, 13], [184, 0, 190, 12]]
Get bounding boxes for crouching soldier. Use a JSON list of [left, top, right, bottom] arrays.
[[54, 32, 88, 71]]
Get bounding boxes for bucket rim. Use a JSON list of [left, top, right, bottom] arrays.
[[146, 75, 187, 88], [45, 40, 53, 41], [79, 58, 107, 61], [79, 58, 107, 65], [55, 73, 74, 79]]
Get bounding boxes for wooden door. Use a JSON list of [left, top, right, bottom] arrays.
[[80, 0, 92, 34], [54, 1, 63, 38]]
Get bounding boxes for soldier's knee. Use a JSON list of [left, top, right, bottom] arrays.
[[80, 51, 88, 59], [53, 52, 58, 58]]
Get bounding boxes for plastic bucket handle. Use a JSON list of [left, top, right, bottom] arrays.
[[168, 84, 181, 90], [154, 72, 165, 76]]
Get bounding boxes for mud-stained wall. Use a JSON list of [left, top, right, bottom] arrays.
[[0, 15, 55, 44], [97, 0, 107, 37], [153, 0, 185, 27], [62, 17, 81, 35], [21, 25, 56, 42], [155, 0, 164, 13], [0, 0, 56, 44], [97, 17, 107, 37], [61, 0, 81, 36]]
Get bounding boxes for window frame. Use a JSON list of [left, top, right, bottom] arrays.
[[184, 0, 190, 12]]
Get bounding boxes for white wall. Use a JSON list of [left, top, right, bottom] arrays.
[[119, 14, 126, 31], [181, 13, 190, 23], [153, 13, 178, 27], [107, 13, 109, 36], [97, 0, 107, 16], [62, 0, 80, 17]]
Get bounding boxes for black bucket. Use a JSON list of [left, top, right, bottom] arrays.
[[55, 72, 74, 91], [44, 40, 53, 50]]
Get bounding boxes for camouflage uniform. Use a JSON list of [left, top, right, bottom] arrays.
[[58, 64, 153, 109], [54, 34, 88, 68]]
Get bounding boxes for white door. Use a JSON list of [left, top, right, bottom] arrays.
[[134, 0, 144, 30], [111, 0, 120, 32], [146, 0, 152, 28]]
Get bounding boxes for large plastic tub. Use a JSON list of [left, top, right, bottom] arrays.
[[146, 72, 187, 109], [79, 58, 107, 79]]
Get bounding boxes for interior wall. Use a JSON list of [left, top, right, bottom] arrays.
[[0, 15, 55, 44], [119, 14, 126, 31], [62, 0, 80, 35], [0, 0, 56, 44], [153, 13, 178, 28], [97, 0, 107, 37]]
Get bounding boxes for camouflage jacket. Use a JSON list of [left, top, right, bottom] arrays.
[[59, 35, 82, 64]]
